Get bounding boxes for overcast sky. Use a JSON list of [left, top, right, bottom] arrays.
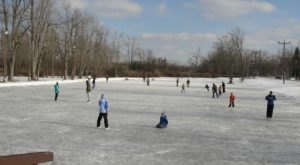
[[60, 0, 300, 64]]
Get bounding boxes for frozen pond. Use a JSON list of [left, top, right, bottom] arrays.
[[1, 77, 300, 165]]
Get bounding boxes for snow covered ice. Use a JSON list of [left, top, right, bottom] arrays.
[[1, 77, 300, 165]]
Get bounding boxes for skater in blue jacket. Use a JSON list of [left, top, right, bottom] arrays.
[[265, 91, 276, 120], [156, 112, 168, 128], [54, 82, 59, 101], [97, 94, 109, 129]]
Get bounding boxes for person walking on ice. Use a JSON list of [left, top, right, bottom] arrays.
[[54, 82, 59, 101], [86, 78, 92, 102], [92, 75, 96, 89], [222, 81, 226, 93], [205, 84, 209, 91], [181, 83, 185, 93], [228, 92, 235, 108], [156, 112, 168, 128], [186, 79, 190, 88], [97, 94, 109, 129], [265, 91, 276, 120], [212, 83, 218, 98]]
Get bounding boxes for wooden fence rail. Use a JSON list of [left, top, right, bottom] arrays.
[[0, 151, 53, 165]]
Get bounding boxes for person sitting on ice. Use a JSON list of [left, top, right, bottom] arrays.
[[156, 112, 168, 128]]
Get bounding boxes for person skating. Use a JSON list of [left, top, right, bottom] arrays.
[[86, 78, 92, 102], [218, 85, 222, 96], [176, 78, 179, 87], [106, 76, 109, 83], [97, 94, 109, 129], [54, 82, 59, 101], [156, 112, 168, 128], [92, 76, 96, 89], [205, 84, 209, 91], [212, 83, 218, 98], [222, 81, 226, 93], [228, 92, 235, 108], [181, 83, 185, 93], [186, 79, 190, 88], [265, 91, 276, 120], [146, 77, 150, 86]]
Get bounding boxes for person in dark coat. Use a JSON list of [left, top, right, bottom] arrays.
[[222, 81, 225, 93], [205, 84, 209, 91], [176, 78, 179, 87], [212, 83, 218, 98], [86, 78, 91, 102], [265, 91, 276, 120], [146, 77, 150, 86], [186, 79, 190, 88], [156, 112, 168, 128], [92, 76, 96, 89]]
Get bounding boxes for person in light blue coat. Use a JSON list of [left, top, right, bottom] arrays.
[[97, 94, 109, 129], [156, 112, 168, 128]]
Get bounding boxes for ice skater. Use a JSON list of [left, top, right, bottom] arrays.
[[146, 77, 150, 86], [265, 91, 276, 120], [54, 82, 59, 101], [86, 78, 91, 102], [97, 94, 109, 129], [156, 112, 168, 128], [186, 79, 190, 88], [205, 84, 209, 91], [212, 83, 218, 98], [92, 76, 96, 89], [222, 81, 226, 93], [176, 78, 179, 87], [228, 92, 235, 108], [181, 83, 185, 93], [218, 85, 222, 96], [106, 76, 109, 83]]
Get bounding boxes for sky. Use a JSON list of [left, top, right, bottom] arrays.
[[60, 0, 300, 64]]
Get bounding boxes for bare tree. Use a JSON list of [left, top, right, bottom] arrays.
[[229, 26, 245, 81], [1, 0, 30, 81], [30, 0, 53, 80], [112, 32, 123, 77], [189, 46, 201, 68]]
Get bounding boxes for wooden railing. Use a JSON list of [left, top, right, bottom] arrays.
[[0, 152, 53, 165]]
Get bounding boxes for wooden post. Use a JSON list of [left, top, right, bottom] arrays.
[[0, 152, 53, 165]]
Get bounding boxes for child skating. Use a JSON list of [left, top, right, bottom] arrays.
[[228, 92, 235, 109]]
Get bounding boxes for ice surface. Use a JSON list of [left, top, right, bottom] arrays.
[[1, 77, 300, 165]]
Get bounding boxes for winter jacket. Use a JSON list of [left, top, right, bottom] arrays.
[[99, 98, 109, 113], [54, 84, 59, 93], [265, 95, 276, 105], [229, 95, 235, 102], [159, 115, 168, 127], [86, 80, 91, 93]]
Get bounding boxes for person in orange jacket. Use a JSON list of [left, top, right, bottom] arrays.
[[228, 92, 235, 108]]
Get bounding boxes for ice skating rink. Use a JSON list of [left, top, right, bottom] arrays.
[[1, 77, 300, 165]]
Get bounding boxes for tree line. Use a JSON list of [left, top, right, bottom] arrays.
[[1, 0, 299, 82], [189, 27, 300, 80], [0, 0, 178, 82]]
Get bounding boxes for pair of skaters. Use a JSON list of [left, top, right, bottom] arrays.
[[227, 91, 277, 120], [95, 93, 169, 129]]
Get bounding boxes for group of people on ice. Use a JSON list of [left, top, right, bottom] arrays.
[[53, 76, 276, 131]]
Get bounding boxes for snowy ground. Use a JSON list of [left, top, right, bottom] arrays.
[[1, 77, 300, 165]]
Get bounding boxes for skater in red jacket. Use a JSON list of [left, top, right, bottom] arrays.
[[228, 92, 235, 108]]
